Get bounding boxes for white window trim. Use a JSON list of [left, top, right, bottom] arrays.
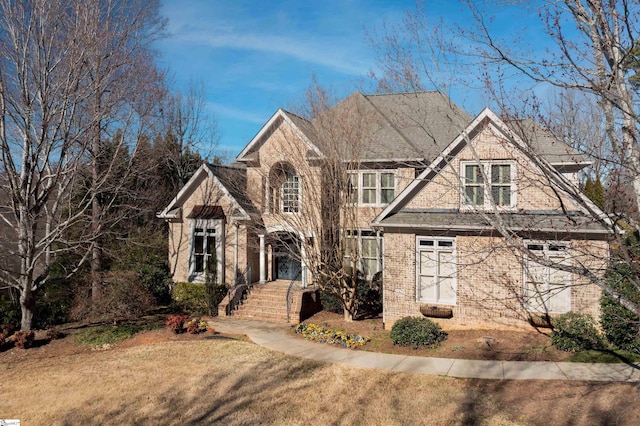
[[189, 218, 225, 283], [523, 240, 571, 314], [460, 160, 516, 211], [415, 236, 457, 305], [347, 170, 396, 206], [343, 229, 384, 279]]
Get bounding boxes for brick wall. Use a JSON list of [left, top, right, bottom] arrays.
[[383, 233, 605, 330]]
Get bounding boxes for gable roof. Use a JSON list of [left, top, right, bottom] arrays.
[[236, 91, 583, 167], [372, 108, 610, 233], [157, 163, 257, 222]]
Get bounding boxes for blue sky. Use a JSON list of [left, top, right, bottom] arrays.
[[155, 1, 543, 158]]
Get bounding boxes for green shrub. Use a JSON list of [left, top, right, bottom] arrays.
[[390, 316, 448, 348], [0, 293, 20, 330], [172, 282, 208, 314], [600, 264, 640, 353], [551, 312, 604, 352], [205, 282, 228, 316]]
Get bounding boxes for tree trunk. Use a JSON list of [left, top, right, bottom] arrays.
[[19, 283, 35, 332]]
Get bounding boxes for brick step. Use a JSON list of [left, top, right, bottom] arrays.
[[235, 307, 289, 316], [233, 312, 289, 322], [238, 299, 288, 308]]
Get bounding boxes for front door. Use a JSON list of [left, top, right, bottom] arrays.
[[272, 232, 302, 281], [275, 254, 302, 280]]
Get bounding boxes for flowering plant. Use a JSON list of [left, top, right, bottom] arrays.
[[294, 323, 370, 349]]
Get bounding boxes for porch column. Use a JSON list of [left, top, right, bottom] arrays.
[[259, 234, 266, 283], [300, 238, 307, 288], [234, 223, 239, 284]]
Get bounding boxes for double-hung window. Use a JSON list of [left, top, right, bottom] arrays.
[[348, 170, 395, 205], [343, 229, 383, 278], [524, 241, 571, 313], [416, 237, 456, 304], [189, 217, 224, 282], [461, 161, 515, 209]]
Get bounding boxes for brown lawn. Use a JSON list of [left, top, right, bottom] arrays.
[[1, 325, 640, 425]]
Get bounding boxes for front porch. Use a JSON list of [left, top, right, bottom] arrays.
[[218, 280, 322, 324]]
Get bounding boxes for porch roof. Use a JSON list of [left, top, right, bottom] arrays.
[[187, 205, 226, 220]]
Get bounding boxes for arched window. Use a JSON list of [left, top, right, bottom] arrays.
[[268, 162, 300, 213]]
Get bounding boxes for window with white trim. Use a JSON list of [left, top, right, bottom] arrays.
[[347, 170, 396, 205], [461, 161, 515, 209], [190, 219, 224, 281], [416, 237, 456, 304], [343, 229, 383, 278], [524, 241, 571, 313]]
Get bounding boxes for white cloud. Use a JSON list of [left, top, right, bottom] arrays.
[[206, 101, 267, 124]]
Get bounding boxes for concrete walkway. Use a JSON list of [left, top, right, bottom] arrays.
[[209, 317, 640, 382]]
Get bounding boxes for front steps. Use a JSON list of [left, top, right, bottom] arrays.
[[219, 281, 321, 324]]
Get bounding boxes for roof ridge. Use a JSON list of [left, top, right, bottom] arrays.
[[364, 90, 441, 97]]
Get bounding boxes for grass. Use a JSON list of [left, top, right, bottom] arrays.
[[73, 322, 160, 348], [567, 349, 640, 363], [2, 337, 640, 425]]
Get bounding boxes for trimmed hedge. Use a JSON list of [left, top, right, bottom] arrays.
[[390, 316, 447, 349], [551, 312, 604, 352], [172, 282, 208, 315]]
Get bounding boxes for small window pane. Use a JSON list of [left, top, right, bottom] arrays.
[[465, 186, 484, 205], [381, 173, 394, 188], [465, 165, 483, 184], [491, 165, 510, 184], [419, 240, 434, 246], [194, 255, 204, 273], [491, 186, 511, 206], [362, 238, 377, 257], [362, 189, 376, 204], [194, 236, 204, 254], [362, 173, 376, 187], [206, 236, 215, 255]]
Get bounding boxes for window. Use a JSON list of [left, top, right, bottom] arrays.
[[282, 174, 300, 213], [416, 237, 456, 304], [524, 241, 571, 313], [267, 163, 301, 214], [343, 229, 383, 277], [190, 219, 224, 281], [347, 170, 396, 205], [461, 161, 515, 209]]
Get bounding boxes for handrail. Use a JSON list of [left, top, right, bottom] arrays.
[[286, 266, 304, 322]]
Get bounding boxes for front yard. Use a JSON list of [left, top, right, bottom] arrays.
[[1, 320, 640, 425]]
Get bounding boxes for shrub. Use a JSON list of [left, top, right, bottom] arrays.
[[390, 316, 448, 349], [172, 282, 208, 315], [205, 282, 228, 316], [186, 318, 208, 334], [45, 325, 63, 340], [0, 293, 20, 330], [70, 271, 155, 322], [551, 312, 604, 352], [14, 330, 35, 349], [319, 269, 383, 319], [600, 264, 640, 353], [166, 315, 189, 334]]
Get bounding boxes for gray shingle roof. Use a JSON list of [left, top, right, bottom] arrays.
[[205, 163, 260, 219], [506, 118, 588, 165], [241, 91, 585, 167], [378, 209, 609, 234]]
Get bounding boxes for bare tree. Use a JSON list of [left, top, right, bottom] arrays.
[[366, 0, 640, 319], [242, 82, 378, 321], [0, 0, 166, 330]]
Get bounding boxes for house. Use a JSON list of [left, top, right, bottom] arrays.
[[158, 91, 610, 328]]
